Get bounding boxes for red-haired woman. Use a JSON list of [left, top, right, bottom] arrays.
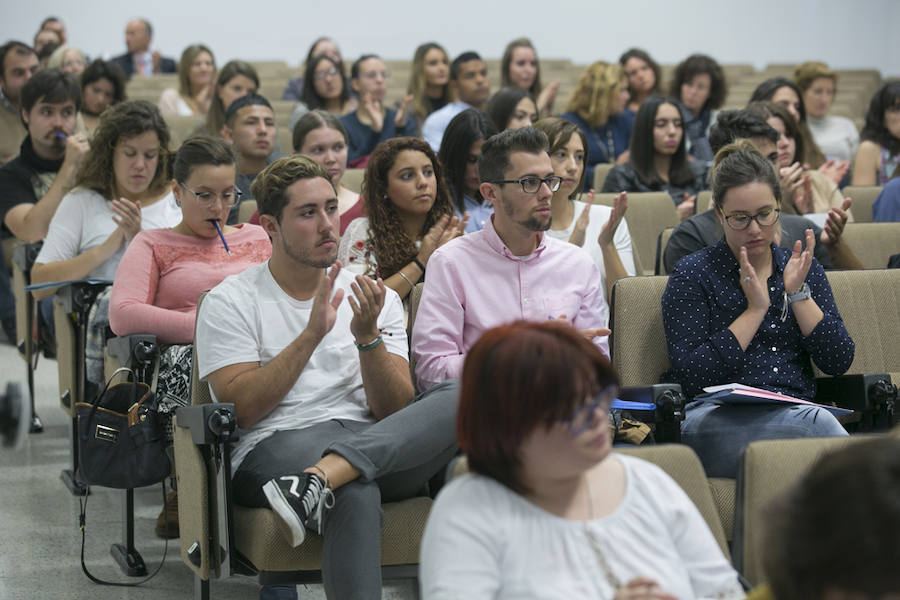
[[420, 320, 743, 599]]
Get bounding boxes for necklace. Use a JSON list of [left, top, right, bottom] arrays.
[[583, 475, 621, 588], [589, 124, 616, 164]]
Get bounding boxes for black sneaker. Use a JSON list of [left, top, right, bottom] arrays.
[[262, 472, 333, 547]]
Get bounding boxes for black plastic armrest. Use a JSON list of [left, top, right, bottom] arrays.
[[12, 241, 42, 272], [106, 334, 159, 365], [619, 383, 686, 443], [176, 404, 240, 446], [816, 373, 896, 431]]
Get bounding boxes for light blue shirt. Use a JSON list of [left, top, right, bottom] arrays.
[[454, 193, 493, 233], [423, 101, 472, 152]]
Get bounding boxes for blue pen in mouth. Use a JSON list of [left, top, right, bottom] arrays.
[[208, 219, 231, 255]]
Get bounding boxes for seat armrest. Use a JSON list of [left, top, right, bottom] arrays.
[[12, 241, 42, 272], [176, 404, 240, 446], [816, 373, 896, 431], [619, 383, 685, 443], [53, 281, 111, 315], [106, 334, 159, 367]]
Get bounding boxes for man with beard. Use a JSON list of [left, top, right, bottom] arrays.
[[0, 42, 40, 164], [220, 94, 278, 223], [412, 127, 610, 392], [195, 154, 459, 599], [0, 68, 87, 342]]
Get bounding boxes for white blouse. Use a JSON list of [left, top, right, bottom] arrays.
[[420, 454, 744, 600]]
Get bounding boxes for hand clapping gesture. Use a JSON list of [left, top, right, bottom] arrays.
[[598, 191, 627, 248], [738, 246, 771, 312], [349, 274, 386, 344], [417, 213, 466, 265], [306, 262, 346, 342], [569, 189, 595, 247], [361, 92, 385, 132], [394, 94, 413, 128], [111, 197, 142, 244], [783, 229, 815, 294]]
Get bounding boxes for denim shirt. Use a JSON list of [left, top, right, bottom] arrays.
[[661, 240, 854, 400]]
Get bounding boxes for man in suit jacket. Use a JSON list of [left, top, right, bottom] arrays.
[[110, 18, 176, 79]]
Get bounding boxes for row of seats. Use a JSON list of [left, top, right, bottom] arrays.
[[125, 62, 883, 127]]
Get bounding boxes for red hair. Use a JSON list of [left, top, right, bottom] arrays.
[[457, 320, 618, 494]]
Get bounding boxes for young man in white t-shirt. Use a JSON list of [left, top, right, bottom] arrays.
[[195, 154, 458, 599]]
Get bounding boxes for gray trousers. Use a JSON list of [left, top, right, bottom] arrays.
[[232, 379, 460, 600]]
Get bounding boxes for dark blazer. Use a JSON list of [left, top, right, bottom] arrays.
[[111, 53, 177, 79]]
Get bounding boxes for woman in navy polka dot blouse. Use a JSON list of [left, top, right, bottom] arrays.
[[661, 140, 853, 477]]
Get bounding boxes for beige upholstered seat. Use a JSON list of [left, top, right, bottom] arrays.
[[592, 162, 615, 191], [237, 200, 258, 225], [734, 436, 871, 585], [841, 185, 882, 223], [839, 222, 900, 269], [341, 168, 365, 194], [174, 293, 431, 596], [594, 192, 678, 275], [824, 269, 900, 382], [696, 190, 714, 213]]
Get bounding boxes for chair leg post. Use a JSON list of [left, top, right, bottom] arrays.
[[27, 358, 42, 433], [60, 416, 88, 496], [110, 488, 148, 576], [194, 574, 210, 600]]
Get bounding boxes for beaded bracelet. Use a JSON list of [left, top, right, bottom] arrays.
[[356, 334, 383, 351]]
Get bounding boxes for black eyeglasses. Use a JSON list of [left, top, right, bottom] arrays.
[[560, 386, 617, 436], [179, 183, 242, 208], [489, 175, 562, 194], [723, 207, 780, 231]]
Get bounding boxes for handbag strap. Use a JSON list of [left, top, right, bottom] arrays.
[[78, 482, 170, 587], [81, 367, 140, 441]]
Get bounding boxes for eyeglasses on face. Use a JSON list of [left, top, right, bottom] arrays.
[[313, 67, 339, 81], [359, 70, 390, 81], [179, 183, 241, 208], [723, 207, 781, 230], [561, 386, 618, 437], [490, 175, 562, 194]]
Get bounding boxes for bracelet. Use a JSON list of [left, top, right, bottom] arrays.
[[412, 257, 426, 274], [397, 270, 414, 288], [355, 334, 383, 351]]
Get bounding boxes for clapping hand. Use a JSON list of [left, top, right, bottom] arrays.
[[738, 246, 770, 312], [349, 274, 386, 344], [783, 229, 815, 294], [820, 197, 851, 246], [111, 198, 142, 243], [569, 189, 595, 247], [306, 262, 345, 342], [598, 191, 627, 247]]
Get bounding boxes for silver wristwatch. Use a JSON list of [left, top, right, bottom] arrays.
[[787, 282, 812, 303]]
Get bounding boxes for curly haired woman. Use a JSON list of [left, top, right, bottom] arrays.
[[337, 137, 464, 304]]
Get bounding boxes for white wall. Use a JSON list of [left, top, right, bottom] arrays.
[[3, 0, 896, 76]]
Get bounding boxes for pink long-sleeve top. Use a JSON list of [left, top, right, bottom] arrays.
[[411, 216, 609, 392], [109, 224, 272, 344]]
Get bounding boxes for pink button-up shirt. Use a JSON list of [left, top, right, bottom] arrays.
[[412, 216, 609, 391]]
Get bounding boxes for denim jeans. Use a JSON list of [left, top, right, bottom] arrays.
[[259, 585, 298, 600], [680, 400, 849, 478]]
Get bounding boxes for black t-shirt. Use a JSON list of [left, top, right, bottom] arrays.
[[0, 136, 64, 236]]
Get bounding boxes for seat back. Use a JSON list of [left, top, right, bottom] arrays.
[[53, 299, 79, 417], [342, 168, 365, 194], [656, 227, 675, 275], [839, 222, 900, 269], [735, 436, 864, 585], [164, 115, 203, 148], [11, 242, 32, 361], [592, 162, 614, 191], [696, 190, 714, 213], [191, 292, 213, 406], [824, 269, 900, 380], [841, 185, 882, 223], [595, 192, 678, 275], [277, 127, 293, 155], [238, 200, 258, 225], [616, 444, 730, 559], [407, 283, 424, 387], [609, 275, 670, 388]]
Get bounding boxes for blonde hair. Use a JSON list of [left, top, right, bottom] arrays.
[[565, 61, 623, 127], [177, 44, 215, 98], [406, 43, 454, 121], [794, 61, 837, 93]]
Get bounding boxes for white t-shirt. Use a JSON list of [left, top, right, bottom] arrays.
[[545, 200, 636, 299], [420, 455, 744, 600], [35, 186, 182, 280], [196, 261, 408, 471]]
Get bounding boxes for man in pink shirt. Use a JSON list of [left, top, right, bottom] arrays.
[[412, 127, 611, 391]]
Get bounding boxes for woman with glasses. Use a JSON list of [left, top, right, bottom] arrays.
[[337, 137, 463, 303], [420, 320, 743, 599], [661, 140, 852, 478], [288, 55, 357, 132], [340, 54, 415, 166], [108, 136, 271, 538]]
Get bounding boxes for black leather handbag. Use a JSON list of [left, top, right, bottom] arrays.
[[75, 368, 170, 489]]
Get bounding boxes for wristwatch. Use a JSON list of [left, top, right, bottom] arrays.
[[787, 282, 812, 303]]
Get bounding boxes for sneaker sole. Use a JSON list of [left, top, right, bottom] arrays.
[[262, 480, 306, 547]]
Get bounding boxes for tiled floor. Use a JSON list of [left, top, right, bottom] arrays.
[[0, 341, 417, 599]]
